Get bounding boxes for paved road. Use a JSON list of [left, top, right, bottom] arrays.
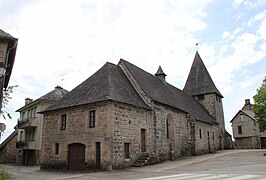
[[1, 149, 266, 180]]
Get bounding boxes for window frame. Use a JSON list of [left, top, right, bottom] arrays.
[[61, 114, 67, 130], [238, 126, 242, 134], [124, 143, 130, 159], [54, 143, 59, 155], [89, 110, 96, 128]]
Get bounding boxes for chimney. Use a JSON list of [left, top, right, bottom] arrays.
[[242, 99, 253, 110], [25, 97, 33, 105], [245, 99, 250, 105]]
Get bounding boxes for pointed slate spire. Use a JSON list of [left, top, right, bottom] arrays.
[[183, 51, 223, 97], [155, 65, 167, 82]]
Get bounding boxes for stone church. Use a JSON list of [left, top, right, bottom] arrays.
[[40, 52, 225, 171]]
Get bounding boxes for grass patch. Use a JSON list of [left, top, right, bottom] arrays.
[[0, 170, 10, 180]]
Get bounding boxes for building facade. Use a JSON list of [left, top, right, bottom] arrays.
[[16, 86, 68, 165], [40, 52, 226, 171], [231, 99, 266, 149]]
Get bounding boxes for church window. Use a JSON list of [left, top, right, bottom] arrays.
[[89, 110, 96, 128], [166, 114, 174, 141], [54, 143, 59, 155], [199, 129, 202, 139], [238, 126, 242, 134], [124, 143, 130, 159], [61, 114, 67, 130]]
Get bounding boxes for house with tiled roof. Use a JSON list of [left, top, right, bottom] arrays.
[[230, 99, 266, 149], [40, 52, 225, 171], [15, 86, 68, 165]]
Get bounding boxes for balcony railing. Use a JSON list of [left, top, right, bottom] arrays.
[[17, 117, 37, 129]]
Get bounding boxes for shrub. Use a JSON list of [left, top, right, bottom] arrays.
[[0, 170, 10, 180]]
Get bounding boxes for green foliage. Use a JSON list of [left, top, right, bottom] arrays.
[[253, 77, 266, 130], [1, 85, 18, 120], [0, 170, 10, 180]]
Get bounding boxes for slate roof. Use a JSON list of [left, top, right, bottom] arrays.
[[16, 86, 69, 112], [183, 51, 223, 97], [44, 62, 150, 112], [119, 59, 217, 124], [42, 59, 217, 124]]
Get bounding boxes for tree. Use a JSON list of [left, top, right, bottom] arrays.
[[1, 85, 18, 119], [253, 76, 266, 130]]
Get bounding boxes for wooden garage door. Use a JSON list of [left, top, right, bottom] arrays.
[[68, 143, 86, 171]]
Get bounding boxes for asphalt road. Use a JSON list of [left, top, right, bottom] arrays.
[[1, 149, 266, 180]]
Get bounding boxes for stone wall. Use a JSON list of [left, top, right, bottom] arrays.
[[197, 94, 225, 149], [40, 101, 112, 171], [40, 99, 222, 171], [111, 101, 152, 168], [0, 132, 17, 164]]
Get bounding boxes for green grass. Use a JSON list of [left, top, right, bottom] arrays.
[[0, 170, 10, 180]]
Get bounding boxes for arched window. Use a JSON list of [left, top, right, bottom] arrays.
[[166, 114, 174, 141]]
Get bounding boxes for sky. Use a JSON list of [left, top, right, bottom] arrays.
[[0, 0, 266, 142]]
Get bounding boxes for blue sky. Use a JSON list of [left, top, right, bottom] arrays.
[[0, 0, 265, 142]]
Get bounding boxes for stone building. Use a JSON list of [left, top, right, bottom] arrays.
[[0, 29, 17, 112], [0, 130, 17, 163], [40, 52, 225, 171], [16, 86, 68, 165], [231, 99, 266, 149]]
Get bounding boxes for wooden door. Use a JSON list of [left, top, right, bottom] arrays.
[[95, 142, 101, 170], [261, 137, 266, 149], [141, 129, 146, 152], [68, 143, 86, 171]]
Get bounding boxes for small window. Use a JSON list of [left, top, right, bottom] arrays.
[[213, 132, 215, 140], [166, 119, 169, 139], [238, 126, 242, 134], [198, 95, 204, 100], [124, 143, 130, 159], [216, 95, 221, 102], [55, 143, 59, 155], [199, 129, 202, 139], [207, 131, 210, 139], [89, 110, 96, 128], [240, 113, 244, 122], [61, 114, 67, 130]]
